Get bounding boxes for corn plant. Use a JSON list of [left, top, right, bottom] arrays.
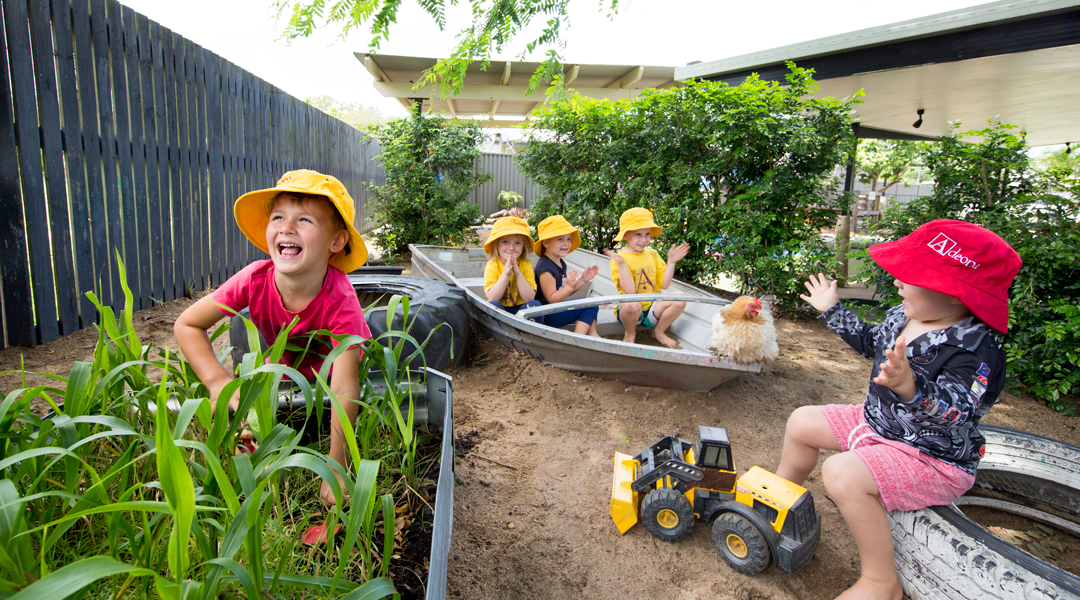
[[0, 257, 443, 599]]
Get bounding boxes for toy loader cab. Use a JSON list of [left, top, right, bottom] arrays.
[[611, 425, 820, 575]]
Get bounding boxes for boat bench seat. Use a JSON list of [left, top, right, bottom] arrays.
[[456, 277, 487, 295]]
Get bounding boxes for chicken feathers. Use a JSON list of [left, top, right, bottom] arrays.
[[710, 295, 779, 364]]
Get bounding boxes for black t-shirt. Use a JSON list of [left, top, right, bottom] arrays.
[[534, 255, 567, 305], [820, 302, 1006, 474]]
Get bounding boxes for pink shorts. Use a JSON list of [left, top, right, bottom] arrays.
[[821, 403, 975, 512]]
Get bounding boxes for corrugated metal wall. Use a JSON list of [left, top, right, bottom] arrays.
[[469, 152, 545, 215]]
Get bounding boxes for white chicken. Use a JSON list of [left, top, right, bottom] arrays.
[[710, 295, 779, 364]]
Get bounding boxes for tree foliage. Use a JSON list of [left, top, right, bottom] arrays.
[[274, 0, 620, 97], [861, 121, 1080, 413], [367, 112, 491, 253], [1035, 145, 1080, 178], [518, 65, 858, 311], [306, 95, 392, 131], [855, 140, 929, 194]]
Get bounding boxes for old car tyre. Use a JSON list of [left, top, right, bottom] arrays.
[[229, 274, 469, 373], [641, 487, 695, 542], [712, 512, 771, 575], [889, 426, 1080, 599]]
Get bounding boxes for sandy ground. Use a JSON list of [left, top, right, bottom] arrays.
[[1, 278, 1077, 600]]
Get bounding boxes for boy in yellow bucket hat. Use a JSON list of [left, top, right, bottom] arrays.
[[533, 215, 601, 336], [603, 207, 690, 348], [175, 169, 370, 510], [483, 216, 544, 321]]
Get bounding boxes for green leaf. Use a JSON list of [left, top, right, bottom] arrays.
[[9, 556, 163, 600], [156, 361, 195, 579], [340, 577, 398, 600]]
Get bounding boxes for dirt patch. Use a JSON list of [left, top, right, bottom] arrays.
[[2, 285, 1078, 599], [440, 321, 1079, 600], [960, 505, 1080, 576]]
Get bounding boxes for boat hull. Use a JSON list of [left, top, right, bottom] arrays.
[[410, 244, 759, 392]]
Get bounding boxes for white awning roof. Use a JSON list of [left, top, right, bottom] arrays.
[[356, 53, 680, 127], [676, 0, 1080, 146]]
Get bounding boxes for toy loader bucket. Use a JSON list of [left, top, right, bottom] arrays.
[[611, 452, 640, 534]]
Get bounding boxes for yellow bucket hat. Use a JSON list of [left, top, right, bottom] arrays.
[[234, 169, 368, 273], [616, 207, 662, 242], [483, 217, 535, 255], [533, 215, 581, 255]]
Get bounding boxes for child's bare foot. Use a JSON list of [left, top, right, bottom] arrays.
[[319, 474, 350, 510], [234, 422, 257, 455], [654, 331, 679, 349], [835, 576, 903, 600], [622, 331, 637, 344]]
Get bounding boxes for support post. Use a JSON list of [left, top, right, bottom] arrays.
[[837, 124, 860, 285]]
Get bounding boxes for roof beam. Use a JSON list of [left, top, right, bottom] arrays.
[[362, 54, 390, 82], [500, 61, 512, 85], [564, 64, 580, 86], [446, 98, 457, 118], [607, 66, 644, 89], [467, 118, 529, 128], [374, 81, 645, 102], [489, 100, 501, 119]]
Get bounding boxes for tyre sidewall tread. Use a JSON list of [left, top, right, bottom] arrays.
[[711, 512, 771, 575], [641, 488, 695, 543], [889, 427, 1080, 600]]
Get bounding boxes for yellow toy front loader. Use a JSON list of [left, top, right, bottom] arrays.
[[611, 425, 820, 574]]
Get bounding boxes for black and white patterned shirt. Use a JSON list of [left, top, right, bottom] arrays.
[[819, 302, 1005, 474]]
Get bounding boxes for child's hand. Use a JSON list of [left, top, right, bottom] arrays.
[[602, 248, 624, 264], [206, 378, 239, 414], [667, 242, 690, 264], [874, 335, 917, 402], [800, 273, 840, 313], [567, 270, 581, 291], [580, 265, 599, 283], [502, 253, 517, 275]]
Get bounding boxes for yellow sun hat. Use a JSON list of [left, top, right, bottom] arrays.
[[615, 207, 662, 242], [483, 216, 536, 254], [533, 215, 581, 255], [234, 169, 368, 273]]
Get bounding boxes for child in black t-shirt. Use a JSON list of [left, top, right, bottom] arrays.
[[533, 215, 601, 336], [779, 219, 1022, 600]]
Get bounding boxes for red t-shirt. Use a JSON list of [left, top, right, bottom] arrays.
[[212, 260, 370, 379]]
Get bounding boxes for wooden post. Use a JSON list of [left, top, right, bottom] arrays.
[[837, 128, 859, 286]]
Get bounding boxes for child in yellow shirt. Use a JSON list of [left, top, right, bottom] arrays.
[[484, 217, 544, 322], [603, 208, 689, 347]]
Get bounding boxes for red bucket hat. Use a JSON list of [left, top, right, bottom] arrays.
[[868, 219, 1021, 333]]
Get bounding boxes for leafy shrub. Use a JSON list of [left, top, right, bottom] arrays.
[[368, 112, 491, 253], [859, 121, 1080, 413], [518, 65, 856, 311]]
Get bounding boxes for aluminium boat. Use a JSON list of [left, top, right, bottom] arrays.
[[409, 244, 761, 392]]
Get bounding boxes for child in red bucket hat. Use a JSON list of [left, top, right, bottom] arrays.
[[776, 219, 1021, 600]]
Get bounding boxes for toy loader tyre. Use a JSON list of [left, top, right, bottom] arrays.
[[641, 488, 695, 542], [712, 512, 771, 575]]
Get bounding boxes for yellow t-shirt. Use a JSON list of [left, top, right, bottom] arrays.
[[610, 247, 666, 311], [484, 258, 537, 307]]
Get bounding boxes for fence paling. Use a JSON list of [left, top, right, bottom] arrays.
[[66, 0, 101, 326], [0, 0, 33, 347]]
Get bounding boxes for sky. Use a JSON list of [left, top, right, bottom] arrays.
[[117, 0, 997, 123]]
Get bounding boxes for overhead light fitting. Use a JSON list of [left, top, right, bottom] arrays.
[[912, 109, 925, 129]]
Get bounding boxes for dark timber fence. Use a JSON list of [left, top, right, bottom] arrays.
[[0, 0, 383, 348]]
